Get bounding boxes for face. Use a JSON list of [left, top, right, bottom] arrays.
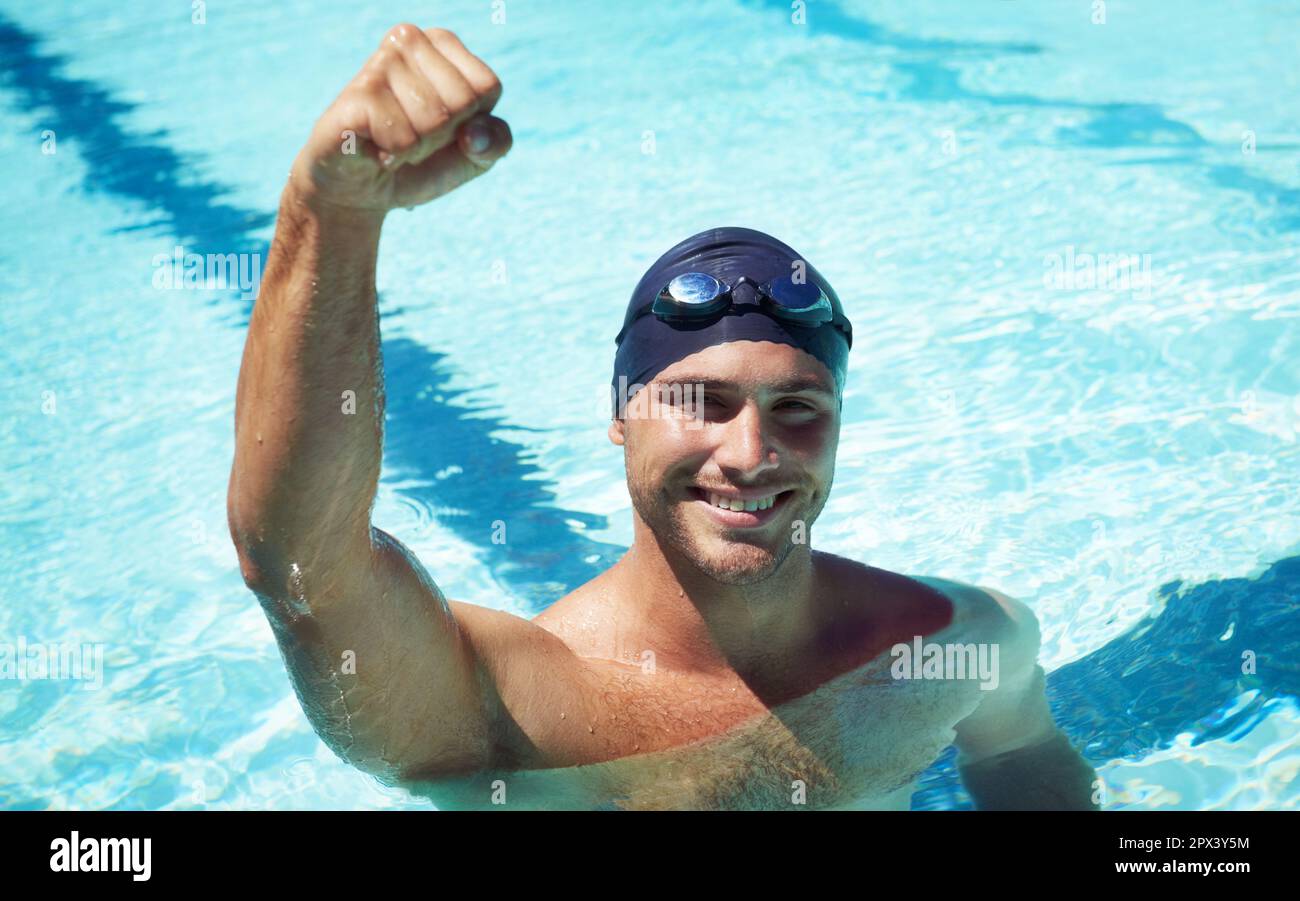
[[609, 340, 841, 585]]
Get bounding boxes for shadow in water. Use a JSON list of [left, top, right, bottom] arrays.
[[913, 555, 1300, 809], [0, 13, 625, 612], [745, 0, 1300, 234], [737, 0, 1044, 55], [0, 19, 272, 256], [381, 340, 624, 607], [4, 10, 1294, 808]]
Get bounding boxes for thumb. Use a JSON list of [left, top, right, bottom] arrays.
[[392, 114, 512, 207], [459, 114, 512, 166]]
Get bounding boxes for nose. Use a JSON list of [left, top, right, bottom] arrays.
[[712, 400, 779, 478]]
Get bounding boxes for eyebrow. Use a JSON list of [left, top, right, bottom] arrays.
[[655, 374, 835, 396]]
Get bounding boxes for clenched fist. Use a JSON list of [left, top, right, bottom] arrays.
[[290, 24, 511, 214]]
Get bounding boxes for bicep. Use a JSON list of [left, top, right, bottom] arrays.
[[258, 525, 499, 780], [275, 523, 605, 783]]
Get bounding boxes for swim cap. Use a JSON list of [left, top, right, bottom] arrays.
[[611, 227, 852, 418]]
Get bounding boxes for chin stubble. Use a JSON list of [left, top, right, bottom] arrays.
[[668, 488, 808, 586]]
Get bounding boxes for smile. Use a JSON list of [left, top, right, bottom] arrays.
[[706, 492, 776, 511], [689, 487, 794, 527]]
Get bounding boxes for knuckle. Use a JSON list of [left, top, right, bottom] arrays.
[[425, 105, 452, 131], [352, 70, 386, 96], [421, 102, 452, 130], [377, 116, 414, 148], [480, 74, 502, 99], [424, 27, 458, 46], [403, 85, 432, 111], [442, 89, 474, 116], [384, 22, 421, 47], [337, 95, 369, 124], [358, 53, 392, 83]]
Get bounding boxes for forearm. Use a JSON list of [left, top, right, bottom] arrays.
[[957, 730, 1101, 811], [220, 23, 517, 782], [228, 183, 387, 594]]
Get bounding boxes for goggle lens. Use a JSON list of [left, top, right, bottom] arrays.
[[762, 275, 833, 324], [666, 272, 724, 305], [621, 271, 850, 347], [653, 272, 731, 320]]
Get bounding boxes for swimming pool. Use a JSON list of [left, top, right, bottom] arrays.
[[1, 0, 1297, 810]]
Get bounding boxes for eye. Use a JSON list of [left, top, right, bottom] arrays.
[[657, 385, 703, 405], [679, 391, 725, 409]]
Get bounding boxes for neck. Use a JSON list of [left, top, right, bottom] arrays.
[[610, 513, 821, 679]]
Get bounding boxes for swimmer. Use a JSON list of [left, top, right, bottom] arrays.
[[227, 23, 1100, 810]]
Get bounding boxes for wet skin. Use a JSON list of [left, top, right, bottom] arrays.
[[422, 557, 1001, 810], [401, 343, 1054, 810], [228, 22, 1098, 811]]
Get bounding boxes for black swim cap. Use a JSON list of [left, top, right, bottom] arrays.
[[611, 227, 852, 418]]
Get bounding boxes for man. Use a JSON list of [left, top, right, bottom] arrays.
[[227, 23, 1100, 810]]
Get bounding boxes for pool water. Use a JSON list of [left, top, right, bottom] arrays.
[[1, 0, 1297, 810]]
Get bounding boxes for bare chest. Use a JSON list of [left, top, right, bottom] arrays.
[[419, 658, 984, 811], [417, 567, 995, 810], [580, 658, 985, 810]]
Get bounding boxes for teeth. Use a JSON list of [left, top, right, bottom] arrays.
[[707, 492, 777, 512]]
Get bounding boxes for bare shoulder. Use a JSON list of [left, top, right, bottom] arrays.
[[450, 599, 575, 655], [524, 566, 624, 659], [441, 598, 608, 766], [976, 585, 1040, 634], [448, 560, 616, 656], [957, 581, 1042, 669], [894, 574, 1041, 663], [812, 552, 955, 639], [806, 555, 1040, 657]]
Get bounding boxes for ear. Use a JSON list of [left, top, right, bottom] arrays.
[[608, 416, 626, 446]]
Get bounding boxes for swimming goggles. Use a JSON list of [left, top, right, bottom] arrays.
[[615, 271, 853, 346]]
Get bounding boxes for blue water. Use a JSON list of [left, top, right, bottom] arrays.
[[2, 0, 1298, 810]]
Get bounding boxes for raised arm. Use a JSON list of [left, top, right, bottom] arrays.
[[226, 24, 517, 781]]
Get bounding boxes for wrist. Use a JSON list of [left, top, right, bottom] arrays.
[[284, 167, 388, 234]]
